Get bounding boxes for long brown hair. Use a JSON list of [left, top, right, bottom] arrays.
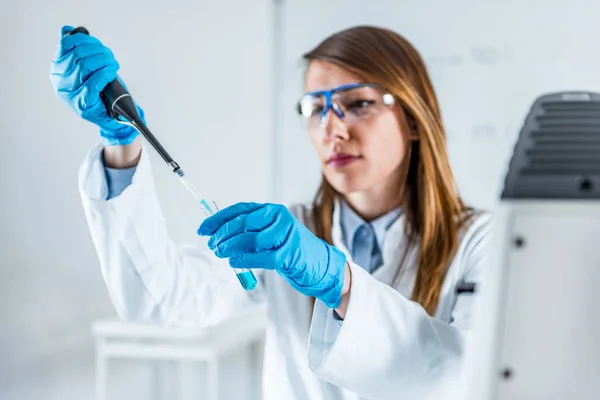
[[304, 26, 476, 315]]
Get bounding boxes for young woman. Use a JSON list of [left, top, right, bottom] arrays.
[[51, 24, 490, 400]]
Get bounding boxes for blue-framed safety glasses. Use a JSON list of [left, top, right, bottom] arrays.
[[296, 83, 395, 130]]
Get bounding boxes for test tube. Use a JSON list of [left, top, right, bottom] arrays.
[[178, 175, 258, 291]]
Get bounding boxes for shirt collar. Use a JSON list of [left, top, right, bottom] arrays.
[[339, 198, 403, 254]]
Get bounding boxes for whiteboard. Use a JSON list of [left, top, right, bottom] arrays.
[[276, 0, 600, 210]]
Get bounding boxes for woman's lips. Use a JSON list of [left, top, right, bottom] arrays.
[[328, 154, 359, 168]]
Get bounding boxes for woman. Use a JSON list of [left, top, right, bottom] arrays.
[[51, 24, 490, 400]]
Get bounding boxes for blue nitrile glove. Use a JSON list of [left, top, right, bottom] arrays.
[[197, 203, 347, 308], [49, 25, 145, 146]]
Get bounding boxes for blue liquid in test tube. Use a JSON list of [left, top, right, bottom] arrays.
[[199, 198, 258, 291], [179, 176, 257, 291], [236, 270, 258, 291]]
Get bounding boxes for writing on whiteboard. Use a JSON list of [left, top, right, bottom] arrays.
[[425, 44, 512, 67], [471, 45, 512, 65], [446, 122, 517, 143], [471, 122, 517, 142]]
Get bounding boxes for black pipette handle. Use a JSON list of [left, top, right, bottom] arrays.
[[64, 26, 181, 173], [68, 26, 89, 35]]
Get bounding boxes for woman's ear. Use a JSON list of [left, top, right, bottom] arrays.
[[409, 121, 419, 141], [402, 107, 419, 141]]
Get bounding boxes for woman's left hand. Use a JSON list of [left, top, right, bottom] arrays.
[[197, 202, 347, 308]]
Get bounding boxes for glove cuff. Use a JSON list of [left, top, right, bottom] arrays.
[[100, 126, 139, 146], [99, 104, 145, 146], [318, 245, 347, 308]]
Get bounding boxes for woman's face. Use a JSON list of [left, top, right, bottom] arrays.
[[304, 61, 413, 195]]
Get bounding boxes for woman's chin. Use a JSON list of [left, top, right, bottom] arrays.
[[326, 175, 368, 195]]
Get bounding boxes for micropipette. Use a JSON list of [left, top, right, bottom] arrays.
[[66, 26, 258, 291]]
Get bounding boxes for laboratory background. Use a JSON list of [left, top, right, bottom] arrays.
[[2, 0, 600, 399]]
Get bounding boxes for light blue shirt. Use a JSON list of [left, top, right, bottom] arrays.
[[104, 165, 137, 200], [338, 199, 402, 273]]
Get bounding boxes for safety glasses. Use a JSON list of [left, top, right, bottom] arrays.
[[296, 83, 395, 130]]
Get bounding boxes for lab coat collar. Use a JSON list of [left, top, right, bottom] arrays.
[[338, 198, 403, 256], [332, 196, 410, 286]]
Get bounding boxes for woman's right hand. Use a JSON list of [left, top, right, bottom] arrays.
[[49, 25, 145, 147]]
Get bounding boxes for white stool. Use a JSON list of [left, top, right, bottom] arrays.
[[91, 306, 266, 400]]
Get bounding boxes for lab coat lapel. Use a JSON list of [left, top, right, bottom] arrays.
[[376, 217, 418, 297], [331, 197, 352, 261]]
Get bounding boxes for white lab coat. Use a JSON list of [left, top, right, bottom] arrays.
[[78, 141, 491, 400]]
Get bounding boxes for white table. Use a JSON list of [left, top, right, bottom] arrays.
[[91, 306, 267, 400]]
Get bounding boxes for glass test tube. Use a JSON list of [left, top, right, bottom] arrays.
[[178, 175, 258, 291]]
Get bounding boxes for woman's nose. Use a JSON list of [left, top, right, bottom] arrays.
[[322, 109, 350, 142]]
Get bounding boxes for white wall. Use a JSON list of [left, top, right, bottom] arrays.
[[0, 1, 273, 399]]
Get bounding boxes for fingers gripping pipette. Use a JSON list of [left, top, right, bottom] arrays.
[[66, 27, 257, 291]]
